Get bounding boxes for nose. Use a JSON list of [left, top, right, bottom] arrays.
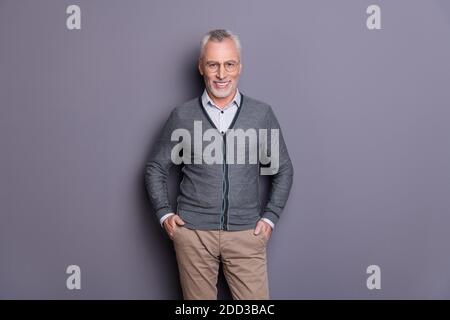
[[217, 64, 226, 79]]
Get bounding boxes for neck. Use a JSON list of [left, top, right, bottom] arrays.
[[207, 89, 237, 109]]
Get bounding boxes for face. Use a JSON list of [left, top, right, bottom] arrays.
[[198, 38, 242, 99]]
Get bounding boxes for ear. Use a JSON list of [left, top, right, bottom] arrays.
[[198, 60, 204, 76]]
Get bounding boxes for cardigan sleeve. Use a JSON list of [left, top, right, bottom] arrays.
[[261, 106, 294, 226], [144, 110, 179, 221]]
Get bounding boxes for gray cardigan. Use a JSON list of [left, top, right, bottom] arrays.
[[144, 93, 294, 231]]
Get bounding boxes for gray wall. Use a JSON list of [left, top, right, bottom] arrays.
[[1, 0, 450, 299]]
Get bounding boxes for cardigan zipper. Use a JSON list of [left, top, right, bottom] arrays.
[[198, 94, 244, 230]]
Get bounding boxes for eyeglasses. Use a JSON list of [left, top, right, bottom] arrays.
[[204, 60, 240, 73]]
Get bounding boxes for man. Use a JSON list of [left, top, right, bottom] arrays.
[[145, 29, 293, 300]]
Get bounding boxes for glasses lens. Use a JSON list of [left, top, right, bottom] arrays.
[[207, 63, 218, 72], [225, 62, 237, 72]]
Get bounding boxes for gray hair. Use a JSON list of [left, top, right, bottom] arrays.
[[199, 29, 241, 61]]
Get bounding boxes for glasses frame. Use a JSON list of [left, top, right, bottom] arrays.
[[204, 60, 240, 73]]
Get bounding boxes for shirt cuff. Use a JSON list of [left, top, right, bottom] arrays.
[[260, 218, 275, 229], [160, 213, 175, 227]]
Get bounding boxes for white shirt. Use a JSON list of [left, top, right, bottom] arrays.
[[202, 88, 241, 133]]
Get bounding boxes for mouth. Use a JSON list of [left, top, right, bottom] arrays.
[[213, 81, 231, 90]]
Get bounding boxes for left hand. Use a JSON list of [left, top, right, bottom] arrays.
[[254, 219, 273, 242]]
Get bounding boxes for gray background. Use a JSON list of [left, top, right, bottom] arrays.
[[1, 0, 449, 299]]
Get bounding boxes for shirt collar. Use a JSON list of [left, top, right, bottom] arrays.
[[201, 88, 241, 110]]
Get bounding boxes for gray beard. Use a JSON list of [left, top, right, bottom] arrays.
[[207, 83, 235, 99]]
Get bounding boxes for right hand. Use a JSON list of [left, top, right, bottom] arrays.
[[163, 214, 185, 240]]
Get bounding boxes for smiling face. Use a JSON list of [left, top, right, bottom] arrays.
[[198, 38, 242, 106]]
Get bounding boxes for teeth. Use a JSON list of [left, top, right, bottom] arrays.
[[215, 81, 229, 87]]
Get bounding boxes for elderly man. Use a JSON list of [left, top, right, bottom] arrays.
[[145, 29, 293, 300]]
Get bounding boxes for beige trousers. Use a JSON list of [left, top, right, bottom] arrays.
[[172, 226, 269, 300]]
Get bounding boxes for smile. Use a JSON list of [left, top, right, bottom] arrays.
[[213, 81, 231, 89]]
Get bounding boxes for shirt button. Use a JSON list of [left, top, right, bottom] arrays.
[[221, 131, 224, 134], [221, 111, 224, 114]]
